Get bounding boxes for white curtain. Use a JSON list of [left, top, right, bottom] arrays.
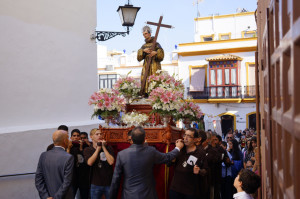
[[210, 70, 216, 85], [232, 87, 237, 97], [205, 116, 214, 131], [217, 69, 222, 85], [215, 116, 222, 136], [211, 87, 216, 97], [217, 87, 223, 97], [231, 68, 236, 84], [190, 68, 206, 91], [225, 87, 230, 97], [225, 69, 230, 85]]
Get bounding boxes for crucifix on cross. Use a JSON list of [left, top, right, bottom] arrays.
[[139, 16, 173, 96]]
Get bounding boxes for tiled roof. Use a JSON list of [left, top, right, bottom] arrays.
[[206, 54, 243, 61]]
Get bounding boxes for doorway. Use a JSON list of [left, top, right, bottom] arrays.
[[221, 115, 234, 137], [248, 113, 256, 130]]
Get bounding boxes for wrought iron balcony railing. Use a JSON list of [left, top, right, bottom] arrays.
[[187, 85, 255, 99], [187, 87, 209, 99], [243, 85, 256, 98]]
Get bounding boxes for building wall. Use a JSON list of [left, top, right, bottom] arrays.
[[194, 12, 257, 41], [177, 12, 257, 131], [197, 103, 256, 131], [0, 0, 98, 131], [178, 51, 255, 97], [0, 0, 98, 198]]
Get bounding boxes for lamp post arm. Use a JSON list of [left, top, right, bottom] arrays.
[[95, 30, 128, 42]]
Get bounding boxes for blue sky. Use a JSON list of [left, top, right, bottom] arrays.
[[96, 0, 257, 53]]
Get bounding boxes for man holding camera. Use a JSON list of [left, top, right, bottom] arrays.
[[83, 128, 114, 199]]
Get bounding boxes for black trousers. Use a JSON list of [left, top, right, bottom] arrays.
[[220, 176, 233, 199], [169, 189, 200, 199]]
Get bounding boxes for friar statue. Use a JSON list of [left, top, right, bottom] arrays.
[[137, 25, 164, 94]]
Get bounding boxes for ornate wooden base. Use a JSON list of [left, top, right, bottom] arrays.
[[100, 124, 184, 144]]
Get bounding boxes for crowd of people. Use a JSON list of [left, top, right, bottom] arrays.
[[35, 125, 261, 199]]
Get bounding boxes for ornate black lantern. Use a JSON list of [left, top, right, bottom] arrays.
[[95, 2, 140, 41]]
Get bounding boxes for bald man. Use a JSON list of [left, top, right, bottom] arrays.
[[35, 130, 74, 199]]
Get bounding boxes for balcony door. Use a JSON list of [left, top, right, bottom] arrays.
[[208, 59, 240, 98]]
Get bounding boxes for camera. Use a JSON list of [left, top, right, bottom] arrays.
[[97, 142, 102, 146]]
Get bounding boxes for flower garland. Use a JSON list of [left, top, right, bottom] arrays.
[[147, 70, 184, 93], [88, 88, 125, 119], [121, 111, 149, 126], [148, 87, 183, 116], [177, 101, 203, 122], [113, 74, 140, 97]]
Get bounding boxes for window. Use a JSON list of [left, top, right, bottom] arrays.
[[219, 33, 231, 40], [247, 64, 255, 85], [201, 34, 214, 42], [225, 69, 230, 85], [189, 66, 206, 91], [242, 31, 256, 38], [208, 59, 240, 98], [231, 68, 236, 84], [209, 60, 239, 86], [246, 62, 256, 97], [217, 69, 222, 85], [99, 74, 118, 89], [210, 70, 216, 85], [221, 35, 230, 40], [203, 37, 213, 41], [105, 65, 114, 71]]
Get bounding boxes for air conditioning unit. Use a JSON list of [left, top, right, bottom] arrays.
[[105, 65, 114, 71]]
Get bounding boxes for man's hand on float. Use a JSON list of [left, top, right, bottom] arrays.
[[175, 139, 184, 150]]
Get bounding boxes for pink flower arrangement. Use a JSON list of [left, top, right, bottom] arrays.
[[177, 101, 203, 122], [148, 87, 183, 116], [147, 70, 184, 93], [113, 76, 140, 97], [89, 88, 125, 118]]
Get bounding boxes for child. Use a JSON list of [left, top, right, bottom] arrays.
[[233, 169, 261, 199]]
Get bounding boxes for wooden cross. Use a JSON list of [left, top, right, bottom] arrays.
[[140, 16, 173, 96]]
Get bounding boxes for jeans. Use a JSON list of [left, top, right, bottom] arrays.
[[90, 184, 110, 199]]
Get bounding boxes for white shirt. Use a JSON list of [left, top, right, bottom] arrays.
[[54, 146, 66, 150], [233, 191, 254, 199]]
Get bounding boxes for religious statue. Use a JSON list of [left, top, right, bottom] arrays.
[[137, 25, 164, 95]]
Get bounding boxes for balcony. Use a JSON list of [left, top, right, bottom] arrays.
[[187, 86, 256, 100]]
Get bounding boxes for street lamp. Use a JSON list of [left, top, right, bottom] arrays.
[[95, 1, 140, 41]]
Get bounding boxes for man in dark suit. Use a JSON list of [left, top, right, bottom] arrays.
[[109, 126, 184, 199], [35, 130, 74, 199]]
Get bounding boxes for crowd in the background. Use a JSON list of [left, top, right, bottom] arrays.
[[35, 124, 261, 199]]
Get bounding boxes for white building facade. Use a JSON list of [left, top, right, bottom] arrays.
[[177, 11, 257, 134]]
